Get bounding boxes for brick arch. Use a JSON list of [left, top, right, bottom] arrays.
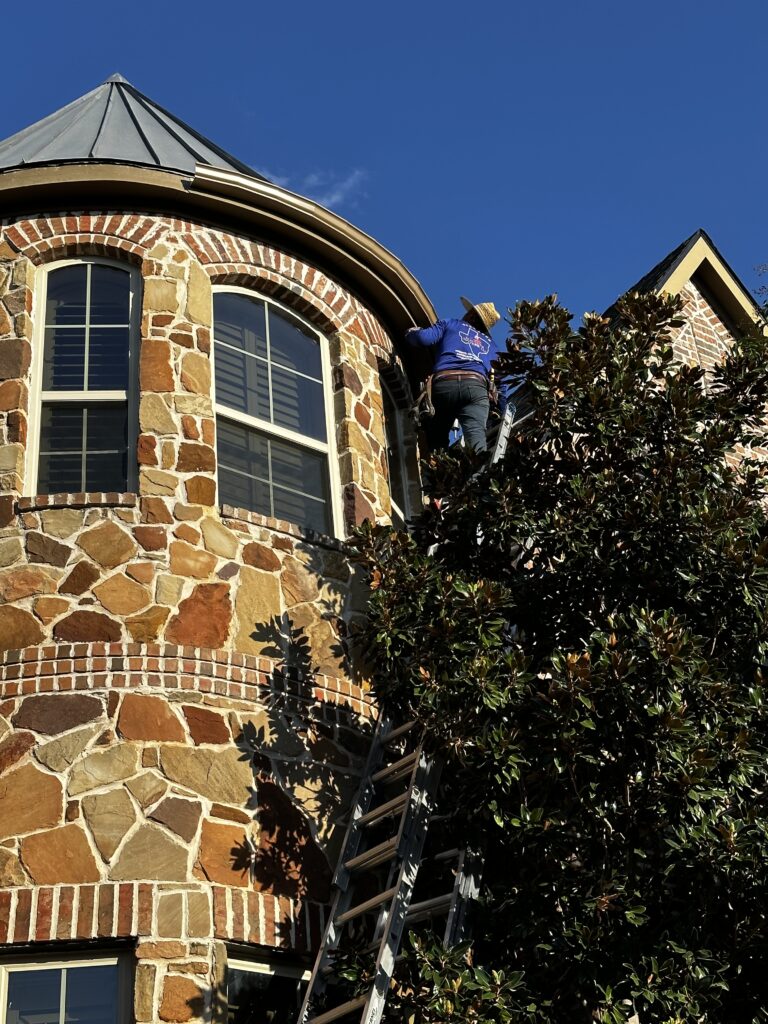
[[24, 236, 146, 268], [3, 215, 164, 267], [207, 263, 344, 337]]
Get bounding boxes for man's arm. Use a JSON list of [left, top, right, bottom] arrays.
[[405, 320, 447, 347]]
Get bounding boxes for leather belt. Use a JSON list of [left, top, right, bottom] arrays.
[[432, 369, 487, 384]]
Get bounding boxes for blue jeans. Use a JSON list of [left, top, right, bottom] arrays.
[[427, 377, 490, 452]]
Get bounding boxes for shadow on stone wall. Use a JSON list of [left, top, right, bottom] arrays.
[[229, 614, 371, 936]]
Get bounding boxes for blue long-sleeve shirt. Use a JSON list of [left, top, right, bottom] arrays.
[[407, 317, 517, 413], [405, 317, 501, 377]]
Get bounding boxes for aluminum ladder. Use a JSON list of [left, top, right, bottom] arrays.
[[297, 716, 478, 1024]]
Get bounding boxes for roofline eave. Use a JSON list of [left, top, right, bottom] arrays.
[[0, 161, 436, 338]]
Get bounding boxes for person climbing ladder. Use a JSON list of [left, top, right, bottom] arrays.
[[406, 296, 503, 452]]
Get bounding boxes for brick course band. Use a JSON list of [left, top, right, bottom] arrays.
[[0, 643, 375, 718], [0, 881, 323, 952], [16, 493, 139, 512]]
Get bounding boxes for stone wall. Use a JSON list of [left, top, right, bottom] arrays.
[[0, 212, 415, 525], [0, 642, 372, 1020], [0, 495, 364, 678], [0, 211, 418, 657], [0, 209, 411, 1021]]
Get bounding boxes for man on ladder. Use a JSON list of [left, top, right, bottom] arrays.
[[406, 296, 504, 453]]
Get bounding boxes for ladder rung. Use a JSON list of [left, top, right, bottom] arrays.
[[431, 848, 461, 863], [371, 750, 419, 784], [381, 720, 418, 745], [405, 892, 453, 923], [356, 792, 408, 828], [335, 886, 397, 926], [344, 835, 398, 873], [307, 994, 367, 1024]]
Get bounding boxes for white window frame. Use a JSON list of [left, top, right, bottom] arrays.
[[0, 951, 130, 1024], [27, 257, 141, 495], [381, 377, 412, 526], [211, 286, 343, 536]]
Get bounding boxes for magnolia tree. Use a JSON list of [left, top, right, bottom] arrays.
[[352, 293, 768, 1023]]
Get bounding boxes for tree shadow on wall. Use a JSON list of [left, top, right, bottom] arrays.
[[229, 614, 372, 948], [281, 534, 374, 690]]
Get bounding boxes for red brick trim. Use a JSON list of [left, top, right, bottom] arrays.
[[0, 882, 324, 952], [207, 264, 344, 336], [3, 214, 394, 356], [0, 643, 375, 719], [15, 492, 138, 512], [220, 504, 348, 553], [6, 219, 150, 267]]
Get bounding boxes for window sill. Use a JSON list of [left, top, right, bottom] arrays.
[[220, 503, 347, 552], [16, 492, 138, 512]]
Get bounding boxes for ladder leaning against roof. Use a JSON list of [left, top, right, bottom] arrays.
[[296, 715, 481, 1024]]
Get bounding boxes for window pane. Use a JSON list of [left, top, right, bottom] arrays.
[[37, 451, 83, 493], [228, 968, 305, 1024], [216, 419, 331, 533], [270, 436, 327, 498], [219, 466, 271, 516], [38, 403, 127, 494], [89, 265, 130, 325], [6, 967, 62, 1024], [84, 452, 128, 493], [85, 404, 128, 492], [43, 327, 86, 391], [273, 486, 329, 535], [40, 403, 85, 453], [215, 344, 270, 420], [268, 308, 321, 378], [217, 419, 269, 480], [271, 368, 326, 441], [46, 265, 88, 326], [214, 293, 267, 358], [271, 437, 331, 535], [217, 419, 271, 515], [65, 965, 118, 1024], [88, 327, 130, 390]]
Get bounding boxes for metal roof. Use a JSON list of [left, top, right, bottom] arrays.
[[0, 74, 265, 179]]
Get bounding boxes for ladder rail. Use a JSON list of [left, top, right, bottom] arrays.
[[299, 714, 396, 1024], [359, 755, 442, 1024], [298, 719, 430, 1024], [297, 716, 482, 1024]]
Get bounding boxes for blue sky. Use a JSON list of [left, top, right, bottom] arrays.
[[4, 1, 767, 328]]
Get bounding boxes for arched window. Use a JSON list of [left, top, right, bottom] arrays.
[[212, 290, 339, 535], [30, 260, 139, 494]]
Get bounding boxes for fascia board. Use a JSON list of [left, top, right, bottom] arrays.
[[189, 164, 436, 327], [659, 235, 762, 328], [0, 163, 436, 339]]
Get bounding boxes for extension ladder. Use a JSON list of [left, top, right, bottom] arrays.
[[297, 716, 479, 1024]]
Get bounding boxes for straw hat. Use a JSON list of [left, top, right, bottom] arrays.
[[460, 296, 500, 333]]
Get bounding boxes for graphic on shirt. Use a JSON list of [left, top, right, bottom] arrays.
[[456, 327, 491, 362]]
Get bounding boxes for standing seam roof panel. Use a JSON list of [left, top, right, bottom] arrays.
[[0, 75, 266, 180]]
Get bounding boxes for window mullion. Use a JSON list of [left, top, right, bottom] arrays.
[[81, 407, 88, 492], [266, 437, 275, 518], [265, 303, 275, 425], [59, 967, 67, 1024], [83, 263, 92, 393]]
